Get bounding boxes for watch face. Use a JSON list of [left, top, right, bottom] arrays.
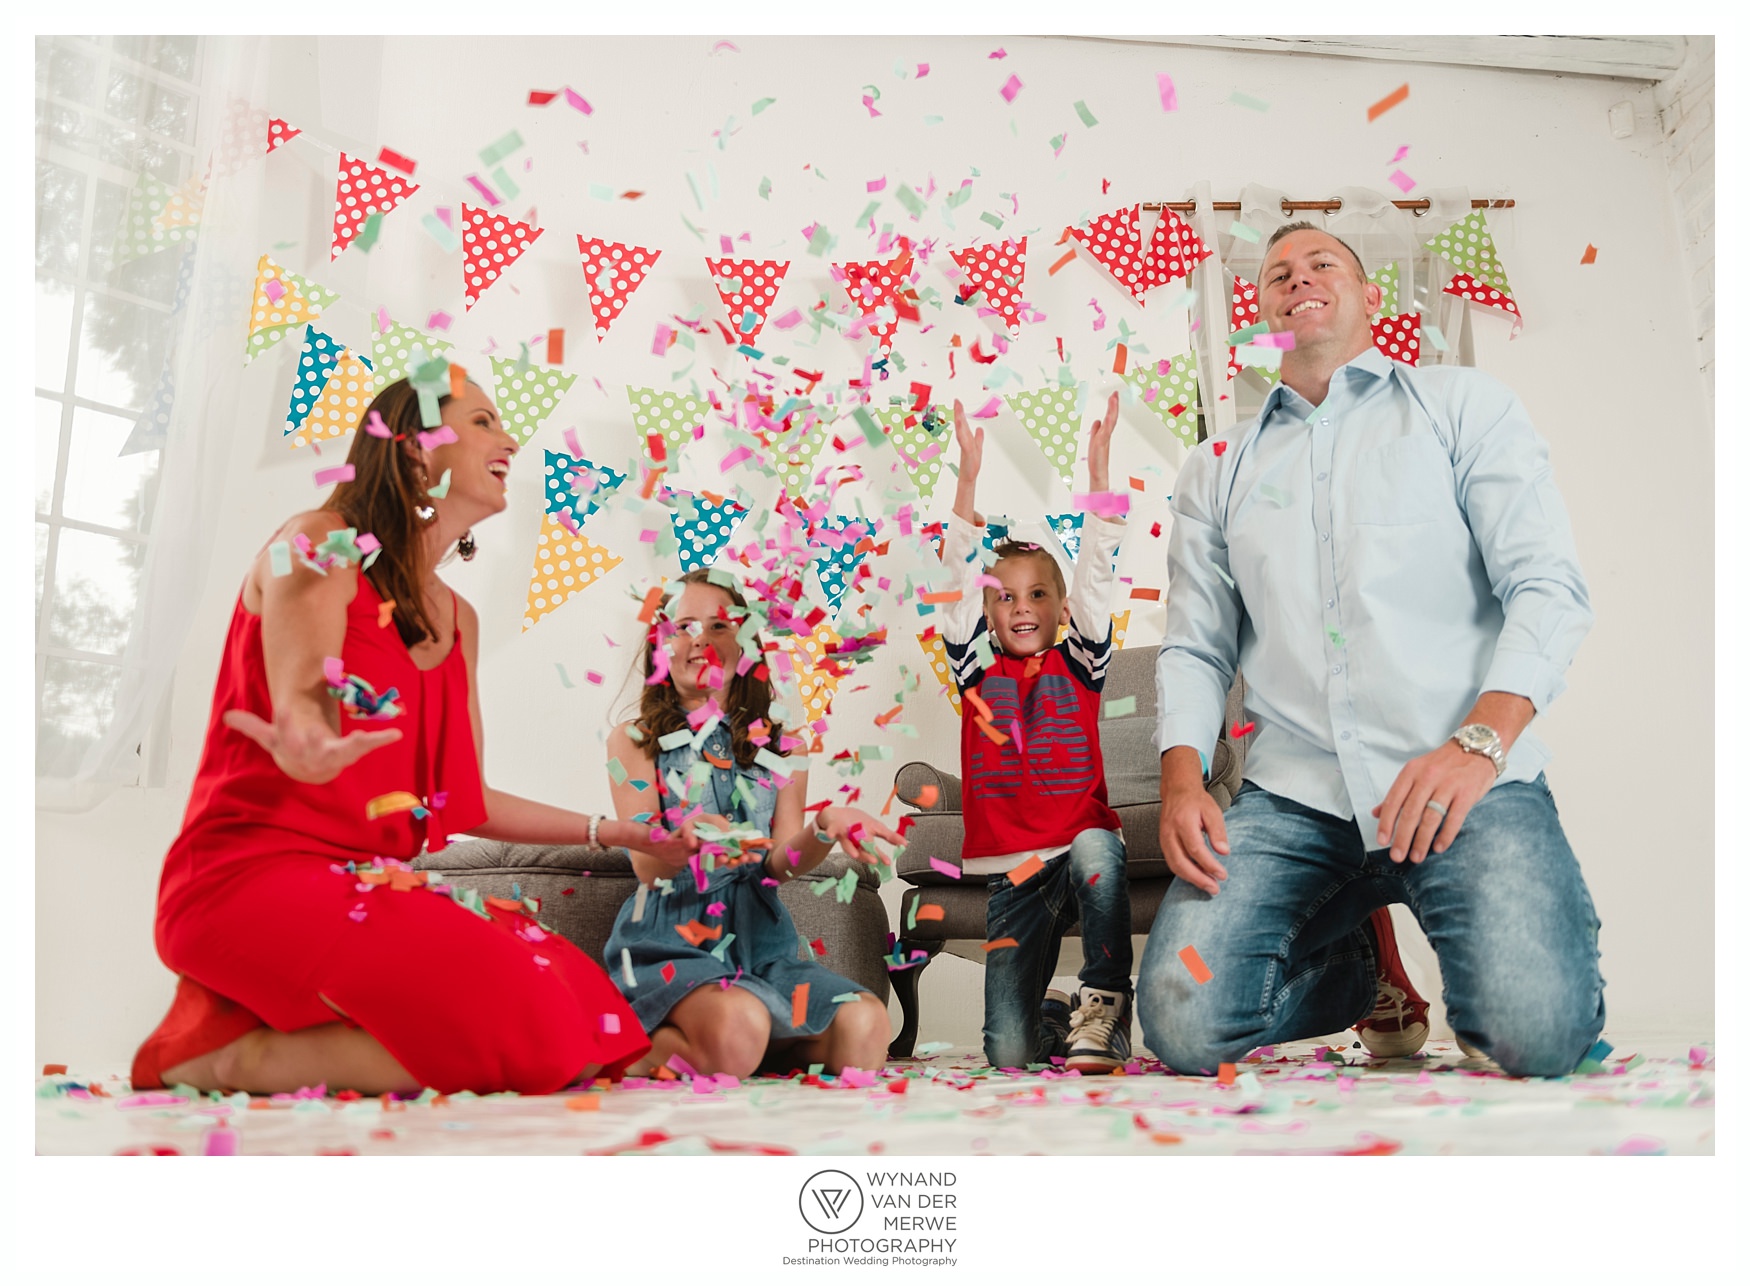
[[1458, 726, 1495, 752]]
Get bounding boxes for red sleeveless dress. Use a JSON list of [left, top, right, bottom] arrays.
[[145, 572, 647, 1094]]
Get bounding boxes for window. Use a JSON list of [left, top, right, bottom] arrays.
[[35, 35, 202, 780]]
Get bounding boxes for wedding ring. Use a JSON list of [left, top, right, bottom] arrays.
[[1424, 800, 1449, 817]]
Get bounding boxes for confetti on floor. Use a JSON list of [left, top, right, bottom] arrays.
[[35, 1036, 1713, 1157]]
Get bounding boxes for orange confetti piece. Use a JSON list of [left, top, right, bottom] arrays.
[[975, 717, 1010, 745], [675, 919, 724, 947], [703, 750, 734, 769], [377, 600, 396, 629], [873, 704, 905, 726], [1113, 342, 1128, 375], [1048, 248, 1078, 275], [965, 689, 994, 720], [565, 1094, 601, 1111], [791, 982, 809, 1028], [1023, 655, 1044, 679], [365, 791, 422, 820], [880, 783, 899, 816], [1580, 244, 1597, 265], [1178, 944, 1213, 985], [547, 327, 565, 364], [1128, 476, 1145, 491], [1218, 1062, 1237, 1084], [918, 589, 964, 604], [1129, 587, 1162, 601], [1006, 853, 1046, 886], [983, 937, 1019, 952], [915, 903, 945, 921], [639, 465, 666, 499], [911, 783, 940, 809], [448, 363, 468, 400], [42, 1064, 67, 1075], [636, 585, 666, 624], [1367, 83, 1409, 121]]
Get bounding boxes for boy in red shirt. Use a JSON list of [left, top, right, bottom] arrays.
[[939, 394, 1131, 1072]]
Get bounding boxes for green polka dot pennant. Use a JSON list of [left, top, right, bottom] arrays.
[[1423, 209, 1513, 295], [627, 385, 710, 470], [115, 174, 196, 263], [1368, 262, 1400, 316], [772, 419, 827, 500], [1124, 351, 1201, 447], [883, 407, 950, 500], [1004, 386, 1083, 488], [245, 256, 340, 364], [371, 320, 453, 392], [490, 356, 577, 447]]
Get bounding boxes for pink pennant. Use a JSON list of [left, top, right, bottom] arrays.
[[705, 257, 789, 342], [1443, 273, 1523, 334], [1370, 312, 1421, 365], [1066, 205, 1150, 303], [331, 152, 419, 260], [267, 117, 300, 155], [1227, 275, 1260, 380], [949, 237, 1028, 335], [463, 205, 543, 310], [838, 249, 910, 353], [578, 236, 662, 341], [1141, 207, 1212, 292]]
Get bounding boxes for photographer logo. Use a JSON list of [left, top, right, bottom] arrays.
[[798, 1169, 864, 1234]]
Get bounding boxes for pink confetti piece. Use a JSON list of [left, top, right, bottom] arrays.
[[585, 670, 604, 685], [1072, 490, 1131, 517], [917, 63, 930, 77], [118, 1092, 187, 1109], [364, 410, 392, 438], [867, 176, 887, 192], [1156, 73, 1179, 111], [313, 464, 356, 488], [427, 310, 453, 331], [1390, 145, 1409, 163], [417, 426, 458, 450], [464, 174, 501, 206], [989, 47, 1007, 59], [773, 308, 804, 330], [720, 445, 753, 472], [599, 1012, 620, 1034], [1250, 331, 1297, 350], [999, 74, 1023, 103], [969, 396, 1002, 418], [563, 427, 585, 458], [564, 87, 593, 115], [262, 278, 286, 304], [928, 856, 962, 879], [201, 1127, 239, 1156], [376, 305, 391, 332], [1388, 169, 1417, 193]]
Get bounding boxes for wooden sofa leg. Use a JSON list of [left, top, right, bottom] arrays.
[[886, 940, 941, 1059]]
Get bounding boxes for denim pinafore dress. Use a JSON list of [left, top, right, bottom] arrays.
[[603, 722, 867, 1037]]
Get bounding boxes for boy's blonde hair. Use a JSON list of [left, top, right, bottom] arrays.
[[987, 538, 1067, 603]]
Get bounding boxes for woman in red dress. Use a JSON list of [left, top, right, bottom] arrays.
[[132, 375, 693, 1096]]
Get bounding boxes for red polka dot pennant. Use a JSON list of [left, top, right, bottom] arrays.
[[464, 205, 544, 311], [1067, 205, 1150, 303], [1370, 312, 1422, 365], [266, 117, 300, 155], [331, 152, 419, 260], [1227, 275, 1260, 380], [705, 257, 789, 343], [578, 236, 662, 341], [949, 237, 1028, 334], [838, 256, 904, 353], [1141, 208, 1211, 291], [1442, 273, 1523, 335]]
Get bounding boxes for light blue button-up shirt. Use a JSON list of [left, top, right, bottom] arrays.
[[1155, 347, 1593, 824]]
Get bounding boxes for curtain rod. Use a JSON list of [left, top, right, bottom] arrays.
[[1143, 198, 1514, 215]]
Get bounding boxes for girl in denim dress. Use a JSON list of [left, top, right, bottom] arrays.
[[602, 569, 900, 1078]]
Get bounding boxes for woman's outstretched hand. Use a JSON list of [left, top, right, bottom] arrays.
[[598, 814, 703, 868], [816, 806, 905, 866], [222, 709, 402, 785]]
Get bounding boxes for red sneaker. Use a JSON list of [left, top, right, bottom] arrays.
[[1353, 908, 1430, 1058], [130, 975, 263, 1090]]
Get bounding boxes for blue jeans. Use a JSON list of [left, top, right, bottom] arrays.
[[1136, 777, 1605, 1078], [983, 828, 1131, 1068]]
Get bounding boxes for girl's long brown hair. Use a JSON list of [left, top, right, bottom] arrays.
[[327, 378, 453, 650], [634, 569, 788, 770]]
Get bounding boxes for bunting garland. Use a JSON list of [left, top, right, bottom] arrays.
[[246, 255, 339, 363], [285, 326, 344, 437], [1425, 209, 1522, 333], [523, 520, 623, 632], [1066, 205, 1149, 303], [668, 489, 749, 571], [579, 236, 662, 341], [808, 516, 874, 616], [1141, 208, 1211, 290], [1368, 262, 1400, 315], [490, 356, 576, 447], [291, 349, 377, 448], [545, 450, 626, 530]]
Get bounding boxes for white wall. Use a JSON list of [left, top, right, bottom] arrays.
[[36, 34, 1714, 1068]]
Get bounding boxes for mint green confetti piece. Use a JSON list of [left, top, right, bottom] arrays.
[[1423, 321, 1450, 352], [806, 224, 835, 257], [710, 932, 736, 960], [832, 992, 861, 1004], [979, 211, 1005, 230], [895, 185, 926, 217], [606, 757, 628, 785], [657, 728, 693, 751], [1229, 91, 1270, 111], [1073, 100, 1098, 127], [758, 176, 772, 200], [1103, 695, 1137, 718], [924, 115, 943, 126], [1327, 629, 1346, 648], [478, 130, 524, 166], [1229, 220, 1261, 243], [854, 200, 880, 227], [1227, 321, 1268, 346], [421, 213, 461, 253], [752, 97, 776, 114], [425, 468, 452, 499], [489, 165, 519, 200], [268, 541, 292, 577]]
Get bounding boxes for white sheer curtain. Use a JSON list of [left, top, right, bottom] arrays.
[[37, 35, 275, 810]]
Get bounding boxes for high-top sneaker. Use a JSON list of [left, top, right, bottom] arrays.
[[1065, 986, 1132, 1074], [1040, 989, 1074, 1060], [1354, 907, 1430, 1058]]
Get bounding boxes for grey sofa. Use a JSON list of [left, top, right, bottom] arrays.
[[887, 648, 1246, 1057], [411, 841, 892, 1002]]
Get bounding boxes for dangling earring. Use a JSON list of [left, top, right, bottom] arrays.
[[415, 504, 437, 523], [457, 530, 477, 561]]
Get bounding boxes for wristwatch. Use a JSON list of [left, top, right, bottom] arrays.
[[1451, 724, 1506, 778]]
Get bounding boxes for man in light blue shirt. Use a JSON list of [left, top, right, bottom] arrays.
[[1136, 222, 1605, 1078]]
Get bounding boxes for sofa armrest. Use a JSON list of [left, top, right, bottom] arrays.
[[895, 761, 962, 812]]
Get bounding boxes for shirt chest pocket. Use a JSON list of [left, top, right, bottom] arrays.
[[1349, 433, 1455, 526]]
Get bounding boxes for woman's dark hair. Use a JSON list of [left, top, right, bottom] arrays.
[[327, 378, 452, 649], [633, 569, 787, 770]]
